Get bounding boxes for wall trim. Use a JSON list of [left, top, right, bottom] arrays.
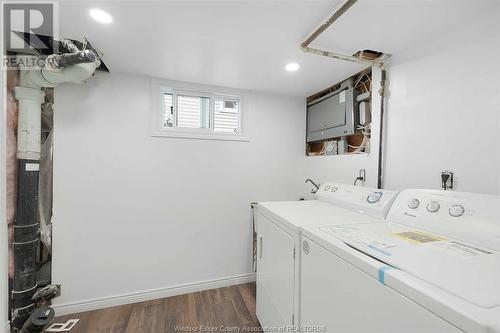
[[53, 272, 256, 316]]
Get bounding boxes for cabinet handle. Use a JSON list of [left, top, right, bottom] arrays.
[[259, 236, 263, 259]]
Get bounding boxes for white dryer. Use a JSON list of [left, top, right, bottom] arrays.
[[300, 189, 500, 332], [255, 183, 398, 331]]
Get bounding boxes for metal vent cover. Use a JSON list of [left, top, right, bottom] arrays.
[[302, 240, 310, 255]]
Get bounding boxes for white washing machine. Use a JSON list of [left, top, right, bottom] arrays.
[[300, 189, 500, 332], [255, 183, 398, 331]]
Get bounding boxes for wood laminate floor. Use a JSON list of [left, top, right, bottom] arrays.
[[49, 283, 261, 333]]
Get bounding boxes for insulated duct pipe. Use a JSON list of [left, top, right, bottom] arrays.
[[12, 46, 100, 329], [300, 0, 387, 67]]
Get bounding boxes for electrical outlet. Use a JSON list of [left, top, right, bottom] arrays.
[[441, 171, 454, 190]]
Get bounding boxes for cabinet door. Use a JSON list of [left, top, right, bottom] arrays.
[[256, 213, 295, 329]]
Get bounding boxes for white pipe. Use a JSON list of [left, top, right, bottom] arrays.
[[15, 56, 100, 160], [20, 61, 100, 88], [14, 87, 45, 160]]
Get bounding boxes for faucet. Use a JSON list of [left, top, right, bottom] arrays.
[[305, 178, 320, 194]]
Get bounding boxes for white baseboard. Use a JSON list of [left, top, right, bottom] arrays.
[[3, 321, 10, 333], [53, 272, 255, 316]]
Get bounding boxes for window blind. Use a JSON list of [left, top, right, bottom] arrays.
[[177, 95, 210, 129], [214, 99, 239, 132]]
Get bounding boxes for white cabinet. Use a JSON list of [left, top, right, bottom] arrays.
[[256, 212, 296, 330]]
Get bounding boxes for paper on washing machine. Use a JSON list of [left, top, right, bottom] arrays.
[[392, 230, 446, 244], [320, 225, 397, 254]]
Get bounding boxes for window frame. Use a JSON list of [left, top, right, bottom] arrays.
[[151, 78, 250, 142]]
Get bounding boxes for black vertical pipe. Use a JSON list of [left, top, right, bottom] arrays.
[[377, 69, 386, 190], [11, 159, 40, 329]]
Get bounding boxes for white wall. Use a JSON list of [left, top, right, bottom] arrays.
[[51, 73, 306, 311], [383, 10, 500, 194]]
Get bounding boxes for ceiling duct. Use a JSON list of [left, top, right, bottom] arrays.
[[10, 31, 110, 72]]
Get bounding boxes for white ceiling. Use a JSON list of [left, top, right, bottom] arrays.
[[57, 1, 498, 97], [313, 0, 498, 57]]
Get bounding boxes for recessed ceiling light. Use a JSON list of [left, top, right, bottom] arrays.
[[89, 8, 113, 24], [285, 62, 300, 72]]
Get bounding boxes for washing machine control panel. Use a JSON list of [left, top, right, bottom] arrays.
[[388, 189, 500, 250], [406, 197, 466, 216], [316, 183, 398, 219]]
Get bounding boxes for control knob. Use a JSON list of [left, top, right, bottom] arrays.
[[408, 198, 420, 209], [367, 192, 383, 204], [449, 204, 465, 217], [426, 201, 440, 213]]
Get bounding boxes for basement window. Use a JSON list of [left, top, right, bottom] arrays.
[[152, 80, 249, 141]]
